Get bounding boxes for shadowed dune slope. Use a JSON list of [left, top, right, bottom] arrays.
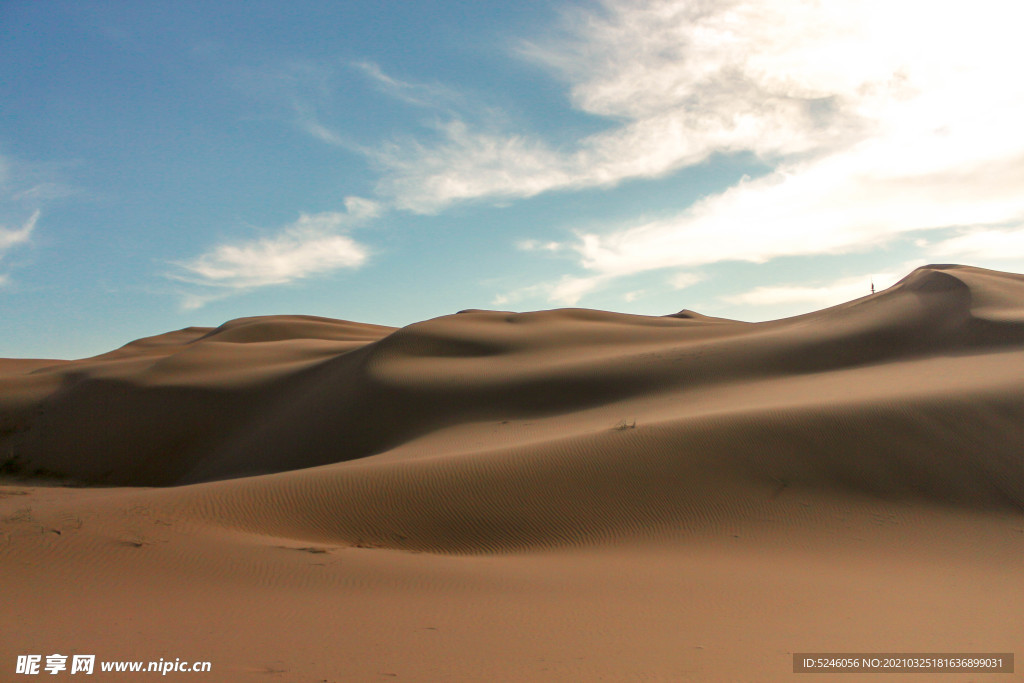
[[1, 265, 1023, 551]]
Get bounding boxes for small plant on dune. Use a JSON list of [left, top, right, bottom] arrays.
[[613, 418, 637, 431]]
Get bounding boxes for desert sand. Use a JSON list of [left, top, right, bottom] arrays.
[[1, 264, 1021, 681]]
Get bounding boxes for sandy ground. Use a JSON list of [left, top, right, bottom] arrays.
[[1, 264, 1022, 681]]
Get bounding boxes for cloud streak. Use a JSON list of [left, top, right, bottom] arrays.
[[464, 0, 1024, 302], [723, 271, 903, 309], [564, 147, 1024, 283], [924, 226, 1024, 263], [367, 0, 922, 213], [353, 61, 468, 113], [242, 1, 1024, 307], [170, 198, 379, 309], [0, 147, 87, 286], [0, 210, 37, 254], [0, 210, 38, 285]]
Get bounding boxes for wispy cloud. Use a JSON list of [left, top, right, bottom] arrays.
[[0, 150, 81, 205], [366, 0, 919, 213], [494, 272, 614, 307], [353, 61, 467, 112], [1, 148, 51, 285], [0, 211, 38, 284], [462, 0, 1024, 302], [723, 271, 903, 309], [0, 210, 37, 254], [517, 239, 564, 252], [232, 1, 1024, 306], [233, 59, 359, 150], [371, 120, 571, 213], [296, 109, 349, 147], [240, 58, 487, 153], [493, 269, 700, 309], [923, 226, 1024, 262], [668, 272, 703, 290], [558, 146, 1024, 282], [170, 198, 379, 309]]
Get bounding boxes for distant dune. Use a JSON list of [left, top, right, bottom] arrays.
[[2, 264, 1021, 681]]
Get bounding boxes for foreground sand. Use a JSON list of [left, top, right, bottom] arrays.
[[2, 264, 1022, 681]]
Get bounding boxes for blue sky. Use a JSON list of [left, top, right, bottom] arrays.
[[3, 0, 1024, 359]]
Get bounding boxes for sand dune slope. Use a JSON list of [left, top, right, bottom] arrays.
[[2, 265, 1023, 681], [0, 266, 1022, 548]]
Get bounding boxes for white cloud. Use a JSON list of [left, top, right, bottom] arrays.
[[261, 59, 486, 152], [548, 274, 611, 305], [723, 271, 902, 308], [373, 0, 993, 213], [496, 270, 693, 308], [372, 120, 572, 213], [669, 272, 703, 290], [563, 143, 1024, 281], [298, 114, 348, 147], [490, 273, 610, 308], [925, 226, 1024, 262], [470, 0, 1024, 301], [490, 281, 550, 307], [0, 210, 37, 254], [229, 1, 1024, 308], [176, 230, 365, 289], [232, 2, 1024, 309], [0, 146, 79, 287], [354, 61, 466, 112], [0, 211, 38, 287], [517, 239, 564, 252], [339, 195, 382, 221], [170, 199, 379, 307], [0, 210, 38, 284]]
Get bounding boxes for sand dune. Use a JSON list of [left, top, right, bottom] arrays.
[[2, 264, 1022, 681]]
